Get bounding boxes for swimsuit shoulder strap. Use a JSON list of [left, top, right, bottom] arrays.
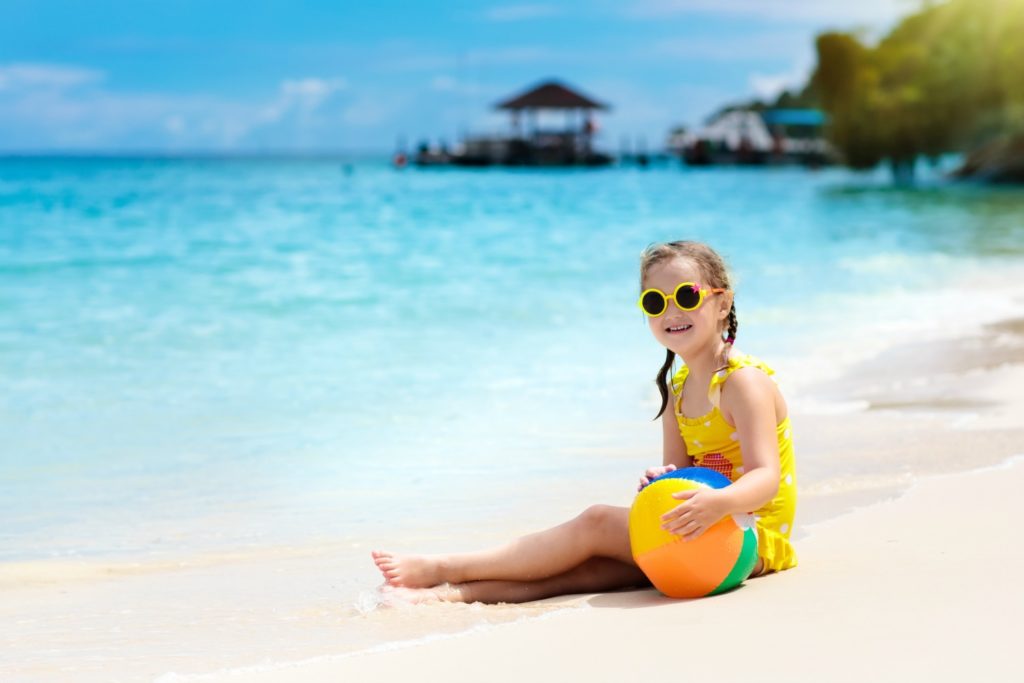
[[708, 352, 776, 408], [669, 364, 689, 396], [669, 364, 689, 416]]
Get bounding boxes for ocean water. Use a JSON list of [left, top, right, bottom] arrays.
[[2, 157, 1024, 568]]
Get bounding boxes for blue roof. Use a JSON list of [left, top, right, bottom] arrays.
[[761, 109, 826, 127]]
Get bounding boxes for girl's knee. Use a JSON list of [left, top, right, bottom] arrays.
[[577, 504, 611, 527], [576, 504, 625, 533], [574, 505, 633, 562]]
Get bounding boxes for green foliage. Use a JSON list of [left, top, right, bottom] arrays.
[[809, 0, 1024, 177]]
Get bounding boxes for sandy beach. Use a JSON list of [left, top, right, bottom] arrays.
[[199, 458, 1024, 683], [6, 311, 1024, 682], [149, 318, 1024, 683]]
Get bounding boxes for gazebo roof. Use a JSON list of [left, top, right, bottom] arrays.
[[495, 80, 609, 111]]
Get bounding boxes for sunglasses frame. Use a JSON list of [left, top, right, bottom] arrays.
[[637, 281, 727, 317]]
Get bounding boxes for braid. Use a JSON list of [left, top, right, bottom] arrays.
[[654, 348, 676, 419], [725, 302, 738, 345]]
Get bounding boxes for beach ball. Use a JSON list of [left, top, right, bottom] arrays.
[[629, 467, 758, 598]]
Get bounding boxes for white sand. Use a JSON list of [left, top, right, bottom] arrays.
[[210, 456, 1024, 683], [182, 321, 1024, 683], [6, 320, 1024, 682]]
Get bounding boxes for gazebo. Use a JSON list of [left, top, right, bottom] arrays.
[[415, 79, 613, 167], [495, 79, 609, 144]]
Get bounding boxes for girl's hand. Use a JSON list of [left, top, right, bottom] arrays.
[[660, 488, 727, 541], [638, 464, 676, 491]]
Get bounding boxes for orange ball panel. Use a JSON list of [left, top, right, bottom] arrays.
[[634, 518, 742, 598]]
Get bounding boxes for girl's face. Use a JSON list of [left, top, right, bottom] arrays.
[[642, 257, 732, 357]]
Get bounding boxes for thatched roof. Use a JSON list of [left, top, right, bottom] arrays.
[[495, 80, 609, 111]]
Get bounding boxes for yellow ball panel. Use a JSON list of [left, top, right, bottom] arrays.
[[628, 478, 703, 557]]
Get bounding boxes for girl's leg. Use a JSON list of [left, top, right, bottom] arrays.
[[372, 504, 634, 589], [387, 556, 650, 605]]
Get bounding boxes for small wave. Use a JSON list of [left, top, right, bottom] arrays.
[[351, 586, 387, 615]]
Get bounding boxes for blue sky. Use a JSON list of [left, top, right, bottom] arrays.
[[0, 1, 911, 153]]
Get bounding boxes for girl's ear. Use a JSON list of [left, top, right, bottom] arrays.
[[718, 290, 734, 320]]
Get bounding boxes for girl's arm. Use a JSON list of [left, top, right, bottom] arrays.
[[661, 404, 692, 469], [715, 367, 781, 512], [638, 405, 692, 491], [660, 368, 781, 539]]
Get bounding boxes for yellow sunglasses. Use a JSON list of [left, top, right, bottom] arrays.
[[637, 282, 726, 317]]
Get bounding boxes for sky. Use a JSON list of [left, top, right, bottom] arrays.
[[0, 0, 915, 153]]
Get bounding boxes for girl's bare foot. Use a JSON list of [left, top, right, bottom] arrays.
[[371, 550, 451, 588]]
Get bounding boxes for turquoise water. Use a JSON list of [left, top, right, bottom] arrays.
[[2, 158, 1023, 562]]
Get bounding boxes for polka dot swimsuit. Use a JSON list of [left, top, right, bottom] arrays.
[[671, 353, 798, 573]]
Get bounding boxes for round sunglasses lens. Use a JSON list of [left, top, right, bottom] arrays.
[[641, 291, 666, 316], [675, 285, 701, 309]]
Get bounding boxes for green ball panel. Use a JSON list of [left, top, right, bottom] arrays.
[[708, 526, 759, 596]]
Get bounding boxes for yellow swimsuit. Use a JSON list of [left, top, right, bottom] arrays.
[[670, 353, 797, 573]]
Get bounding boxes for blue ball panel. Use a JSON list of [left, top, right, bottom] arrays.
[[651, 466, 732, 489]]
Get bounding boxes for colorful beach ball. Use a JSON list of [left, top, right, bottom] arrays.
[[629, 467, 758, 598]]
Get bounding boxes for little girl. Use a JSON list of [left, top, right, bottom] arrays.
[[372, 240, 797, 603]]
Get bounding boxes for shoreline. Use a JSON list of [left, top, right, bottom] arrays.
[[202, 309, 1024, 680], [159, 453, 1024, 683], [5, 305, 1024, 681]]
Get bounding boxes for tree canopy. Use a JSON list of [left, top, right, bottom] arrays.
[[809, 0, 1024, 179]]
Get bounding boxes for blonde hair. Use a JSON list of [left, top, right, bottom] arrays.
[[640, 241, 738, 419]]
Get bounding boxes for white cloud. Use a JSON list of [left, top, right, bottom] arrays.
[[482, 4, 561, 22], [428, 75, 502, 97], [0, 63, 352, 150], [380, 46, 555, 72], [744, 38, 817, 100], [749, 64, 810, 100], [260, 77, 348, 123], [164, 115, 187, 135], [0, 63, 104, 91], [431, 75, 459, 92], [340, 91, 410, 127], [280, 77, 348, 105]]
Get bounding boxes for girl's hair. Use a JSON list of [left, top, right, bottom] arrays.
[[640, 241, 738, 419]]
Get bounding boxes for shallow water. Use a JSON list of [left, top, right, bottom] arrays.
[[2, 157, 1024, 565]]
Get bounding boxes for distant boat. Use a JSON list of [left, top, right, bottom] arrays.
[[676, 108, 834, 167], [413, 80, 614, 168]]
